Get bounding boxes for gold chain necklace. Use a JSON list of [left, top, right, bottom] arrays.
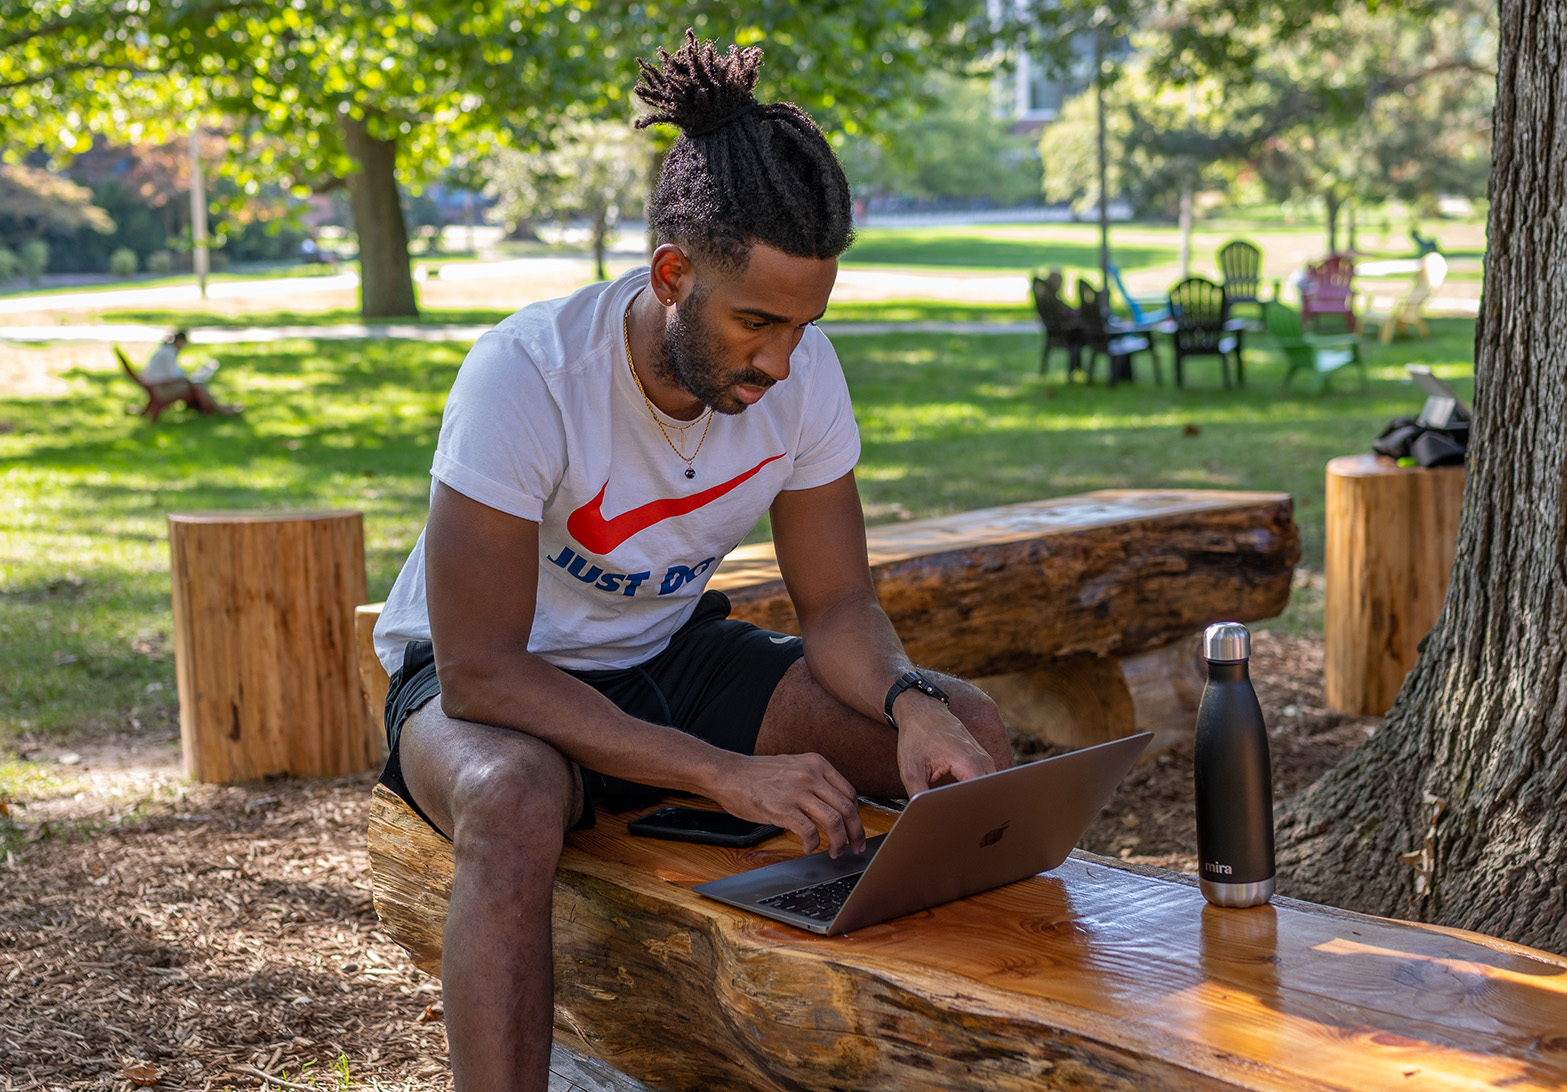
[[623, 296, 714, 480]]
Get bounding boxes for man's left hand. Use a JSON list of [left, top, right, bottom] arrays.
[[892, 683, 1005, 795]]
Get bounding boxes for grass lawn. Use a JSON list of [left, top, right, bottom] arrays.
[[0, 306, 1475, 749]]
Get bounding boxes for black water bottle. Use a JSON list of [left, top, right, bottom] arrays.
[[1194, 621, 1275, 907]]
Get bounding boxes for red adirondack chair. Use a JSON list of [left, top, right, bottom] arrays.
[[1299, 254, 1356, 332], [115, 345, 195, 423]]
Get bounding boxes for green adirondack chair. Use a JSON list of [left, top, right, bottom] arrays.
[[1264, 300, 1366, 392]]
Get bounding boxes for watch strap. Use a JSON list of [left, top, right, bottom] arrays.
[[883, 670, 950, 731]]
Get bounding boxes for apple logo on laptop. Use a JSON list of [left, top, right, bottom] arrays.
[[980, 820, 1010, 848]]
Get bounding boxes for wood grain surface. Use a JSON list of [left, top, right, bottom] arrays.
[[1322, 456, 1465, 715], [369, 784, 1567, 1092], [169, 510, 381, 783], [714, 489, 1298, 678]]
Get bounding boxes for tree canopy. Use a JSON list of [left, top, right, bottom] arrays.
[[1, 0, 984, 316], [1032, 0, 1494, 248]]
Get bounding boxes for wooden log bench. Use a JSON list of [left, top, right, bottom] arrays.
[[369, 786, 1567, 1091], [356, 488, 1302, 757], [359, 489, 1345, 1088]]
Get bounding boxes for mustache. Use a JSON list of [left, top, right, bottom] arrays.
[[735, 370, 776, 389]]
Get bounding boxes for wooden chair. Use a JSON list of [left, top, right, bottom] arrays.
[[115, 345, 194, 423], [1370, 252, 1448, 343], [1167, 277, 1243, 388], [1300, 254, 1356, 332], [1076, 280, 1161, 386], [1264, 300, 1365, 392], [1106, 263, 1169, 324], [1029, 272, 1084, 377], [1217, 239, 1263, 319]]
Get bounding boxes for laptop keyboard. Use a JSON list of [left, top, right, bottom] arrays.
[[757, 872, 865, 922]]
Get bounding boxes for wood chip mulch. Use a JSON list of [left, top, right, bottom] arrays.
[[1, 765, 455, 1092]]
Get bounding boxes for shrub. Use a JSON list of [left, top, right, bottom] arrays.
[[145, 250, 174, 274], [208, 250, 230, 272], [18, 239, 49, 282], [108, 247, 139, 277], [0, 246, 18, 282]]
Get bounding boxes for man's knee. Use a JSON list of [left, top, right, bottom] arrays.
[[399, 701, 583, 858], [448, 750, 578, 852]]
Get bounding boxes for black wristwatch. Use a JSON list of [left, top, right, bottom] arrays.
[[884, 670, 950, 731]]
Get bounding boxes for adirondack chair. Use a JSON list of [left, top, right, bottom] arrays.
[[1217, 239, 1263, 320], [115, 345, 195, 423], [1371, 252, 1448, 343], [1106, 263, 1169, 324], [1264, 300, 1365, 392], [1030, 272, 1084, 377], [1299, 254, 1356, 332], [1167, 277, 1242, 389], [1077, 280, 1161, 386]]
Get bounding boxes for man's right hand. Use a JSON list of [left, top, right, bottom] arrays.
[[709, 752, 866, 858]]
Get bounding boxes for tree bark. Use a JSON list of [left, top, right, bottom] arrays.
[[1323, 188, 1343, 255], [341, 115, 420, 319], [1276, 0, 1567, 955], [592, 209, 609, 282]]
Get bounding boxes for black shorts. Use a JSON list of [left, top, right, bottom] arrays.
[[377, 590, 804, 839]]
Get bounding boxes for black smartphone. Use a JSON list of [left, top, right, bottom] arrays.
[[626, 805, 783, 848]]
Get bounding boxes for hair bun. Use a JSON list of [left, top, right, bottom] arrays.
[[634, 30, 762, 137]]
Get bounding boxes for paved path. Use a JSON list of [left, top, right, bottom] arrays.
[[0, 318, 1040, 346]]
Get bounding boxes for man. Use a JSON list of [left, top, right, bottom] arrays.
[[372, 32, 1012, 1091], [141, 330, 240, 415]]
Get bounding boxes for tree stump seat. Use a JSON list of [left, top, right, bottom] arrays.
[[369, 784, 1567, 1091]]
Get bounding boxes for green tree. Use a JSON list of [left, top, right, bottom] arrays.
[[1014, 0, 1567, 957], [3, 0, 983, 318], [1275, 0, 1564, 953], [838, 72, 1042, 210], [0, 0, 173, 155], [483, 119, 649, 281], [1242, 0, 1495, 252], [0, 163, 114, 245], [1021, 0, 1495, 254]]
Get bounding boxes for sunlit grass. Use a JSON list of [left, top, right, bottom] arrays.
[[0, 313, 1475, 746]]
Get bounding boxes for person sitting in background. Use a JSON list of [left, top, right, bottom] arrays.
[[142, 330, 241, 415]]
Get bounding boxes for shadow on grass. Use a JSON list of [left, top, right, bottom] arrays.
[[1, 322, 1474, 740]]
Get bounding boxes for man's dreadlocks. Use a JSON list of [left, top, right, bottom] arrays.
[[634, 31, 855, 273]]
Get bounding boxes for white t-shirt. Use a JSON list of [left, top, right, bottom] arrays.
[[142, 343, 186, 383], [374, 267, 862, 674]]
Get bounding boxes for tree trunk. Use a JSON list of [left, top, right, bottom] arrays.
[[1323, 188, 1343, 255], [506, 218, 543, 243], [592, 209, 609, 282], [1276, 0, 1567, 955], [1177, 180, 1193, 279], [341, 116, 420, 319]]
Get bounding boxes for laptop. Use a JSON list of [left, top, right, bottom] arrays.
[[1407, 364, 1472, 429], [695, 732, 1152, 935]]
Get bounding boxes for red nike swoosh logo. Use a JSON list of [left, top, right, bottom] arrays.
[[566, 454, 787, 555]]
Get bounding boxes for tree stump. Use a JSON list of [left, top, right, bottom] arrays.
[[1323, 455, 1465, 715], [169, 510, 381, 783]]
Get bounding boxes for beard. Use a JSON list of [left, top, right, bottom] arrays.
[[655, 285, 777, 416]]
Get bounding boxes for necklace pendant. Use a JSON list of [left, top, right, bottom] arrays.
[[684, 467, 696, 479]]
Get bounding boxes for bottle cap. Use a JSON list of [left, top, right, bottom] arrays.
[[1203, 622, 1251, 662]]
